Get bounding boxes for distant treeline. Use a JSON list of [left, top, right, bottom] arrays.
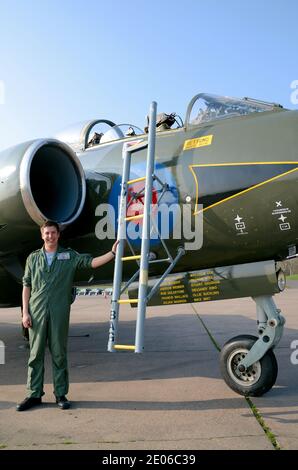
[[283, 258, 298, 275]]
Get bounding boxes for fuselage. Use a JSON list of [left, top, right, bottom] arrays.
[[65, 105, 298, 281]]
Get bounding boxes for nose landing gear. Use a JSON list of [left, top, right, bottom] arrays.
[[219, 295, 284, 396]]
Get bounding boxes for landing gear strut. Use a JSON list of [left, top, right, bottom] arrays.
[[219, 295, 285, 396]]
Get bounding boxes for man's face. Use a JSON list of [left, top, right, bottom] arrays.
[[41, 226, 60, 248]]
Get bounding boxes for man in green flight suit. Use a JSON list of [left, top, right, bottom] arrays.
[[17, 220, 118, 411]]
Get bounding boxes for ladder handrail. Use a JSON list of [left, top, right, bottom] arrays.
[[107, 142, 132, 352]]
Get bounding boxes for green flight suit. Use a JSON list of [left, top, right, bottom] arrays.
[[23, 246, 93, 398]]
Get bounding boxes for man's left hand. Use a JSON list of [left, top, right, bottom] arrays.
[[112, 240, 119, 254]]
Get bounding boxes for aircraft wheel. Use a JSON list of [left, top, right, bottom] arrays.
[[219, 335, 278, 396]]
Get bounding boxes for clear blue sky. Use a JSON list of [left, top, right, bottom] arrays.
[[0, 0, 298, 151]]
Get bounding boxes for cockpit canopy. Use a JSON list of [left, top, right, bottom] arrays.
[[54, 119, 144, 152], [185, 93, 283, 127]]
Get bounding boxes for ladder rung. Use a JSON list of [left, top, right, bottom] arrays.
[[114, 344, 136, 351], [127, 176, 146, 185], [121, 255, 141, 261], [118, 298, 139, 304], [125, 214, 144, 221]]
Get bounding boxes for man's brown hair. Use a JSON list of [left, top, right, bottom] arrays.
[[40, 220, 60, 232]]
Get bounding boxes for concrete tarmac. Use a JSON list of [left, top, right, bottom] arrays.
[[0, 287, 298, 450]]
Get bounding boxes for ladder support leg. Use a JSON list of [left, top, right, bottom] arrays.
[[147, 247, 185, 302]]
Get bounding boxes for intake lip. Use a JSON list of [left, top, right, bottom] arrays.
[[19, 139, 86, 227]]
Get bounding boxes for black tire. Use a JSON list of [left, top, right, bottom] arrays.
[[219, 334, 278, 397]]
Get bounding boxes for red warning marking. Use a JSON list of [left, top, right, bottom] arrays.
[[126, 181, 158, 223]]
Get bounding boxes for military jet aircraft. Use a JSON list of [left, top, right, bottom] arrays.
[[0, 92, 297, 397]]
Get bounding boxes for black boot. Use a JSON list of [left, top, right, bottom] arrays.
[[56, 396, 70, 410], [16, 397, 42, 411]]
